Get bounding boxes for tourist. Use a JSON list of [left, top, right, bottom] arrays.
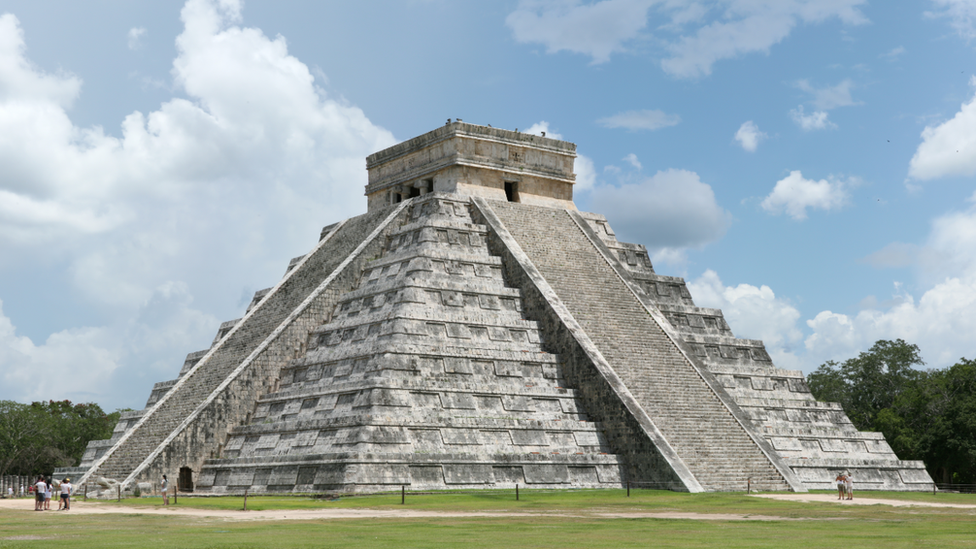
[[835, 473, 845, 500], [161, 475, 169, 506], [44, 477, 52, 510], [845, 473, 854, 500], [34, 477, 46, 511], [59, 478, 71, 510]]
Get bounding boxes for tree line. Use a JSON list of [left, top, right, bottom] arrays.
[[809, 339, 976, 484], [0, 400, 121, 478]]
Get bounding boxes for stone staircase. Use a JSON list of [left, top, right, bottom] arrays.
[[574, 211, 932, 491], [74, 204, 407, 492], [197, 194, 627, 493], [485, 201, 792, 492]]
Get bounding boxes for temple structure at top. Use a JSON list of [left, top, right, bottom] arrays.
[[62, 121, 933, 496], [365, 122, 577, 211]]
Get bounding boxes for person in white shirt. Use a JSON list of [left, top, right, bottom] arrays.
[[161, 475, 169, 506], [34, 478, 46, 511], [59, 479, 72, 510]]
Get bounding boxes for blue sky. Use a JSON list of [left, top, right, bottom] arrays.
[[2, 0, 976, 411]]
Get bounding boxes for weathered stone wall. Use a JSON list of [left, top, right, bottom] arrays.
[[195, 193, 627, 494], [77, 202, 411, 493]]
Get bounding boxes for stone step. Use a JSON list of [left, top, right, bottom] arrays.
[[487, 201, 790, 492]]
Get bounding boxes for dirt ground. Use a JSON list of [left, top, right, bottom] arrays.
[[752, 492, 976, 509], [1, 492, 971, 522]]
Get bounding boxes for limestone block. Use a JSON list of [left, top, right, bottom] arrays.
[[523, 464, 569, 484], [511, 430, 549, 446], [441, 429, 481, 445], [443, 464, 492, 484]]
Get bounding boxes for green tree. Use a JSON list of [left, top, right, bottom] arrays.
[[808, 339, 923, 431], [810, 340, 976, 484], [0, 400, 120, 477]]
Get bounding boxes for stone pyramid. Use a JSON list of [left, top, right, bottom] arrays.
[[66, 122, 933, 494]]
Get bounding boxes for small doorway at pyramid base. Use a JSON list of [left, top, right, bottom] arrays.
[[504, 181, 520, 202], [178, 467, 194, 493]]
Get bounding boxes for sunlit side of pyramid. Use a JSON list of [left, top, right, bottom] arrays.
[[66, 122, 933, 495]]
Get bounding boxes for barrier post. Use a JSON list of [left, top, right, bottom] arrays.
[[243, 489, 248, 511], [401, 485, 405, 505], [627, 481, 630, 497], [516, 484, 519, 501], [747, 478, 751, 494]]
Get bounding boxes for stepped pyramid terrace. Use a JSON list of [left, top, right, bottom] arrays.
[[61, 122, 934, 495]]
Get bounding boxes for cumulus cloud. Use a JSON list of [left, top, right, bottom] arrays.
[[805, 278, 976, 368], [506, 0, 654, 64], [927, 0, 976, 41], [128, 27, 147, 50], [688, 269, 804, 368], [789, 105, 836, 131], [0, 285, 218, 405], [796, 79, 860, 110], [506, 1, 867, 77], [908, 77, 976, 180], [804, 195, 976, 368], [597, 109, 680, 131], [589, 168, 731, 256], [760, 170, 852, 220], [623, 153, 642, 169], [734, 120, 765, 152], [660, 1, 868, 78], [0, 0, 395, 409]]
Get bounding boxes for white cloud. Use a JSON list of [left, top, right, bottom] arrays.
[[795, 79, 860, 110], [760, 170, 851, 220], [660, 1, 868, 79], [805, 196, 976, 368], [927, 0, 976, 41], [908, 77, 976, 180], [589, 168, 731, 252], [688, 269, 804, 368], [597, 109, 680, 130], [506, 0, 655, 64], [789, 105, 836, 131], [506, 1, 866, 76], [0, 0, 395, 409], [623, 153, 642, 169], [805, 277, 976, 368], [880, 46, 906, 60], [128, 27, 147, 50], [734, 120, 765, 152], [574, 153, 597, 191], [525, 120, 563, 139], [0, 284, 218, 406]]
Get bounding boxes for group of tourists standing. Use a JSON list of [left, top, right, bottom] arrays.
[[835, 472, 854, 500], [33, 477, 71, 511]]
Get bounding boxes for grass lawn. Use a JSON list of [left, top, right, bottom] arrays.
[[1, 489, 974, 548]]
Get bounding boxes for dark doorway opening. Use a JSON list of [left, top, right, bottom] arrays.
[[409, 186, 421, 198], [179, 467, 194, 492], [504, 182, 519, 202]]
